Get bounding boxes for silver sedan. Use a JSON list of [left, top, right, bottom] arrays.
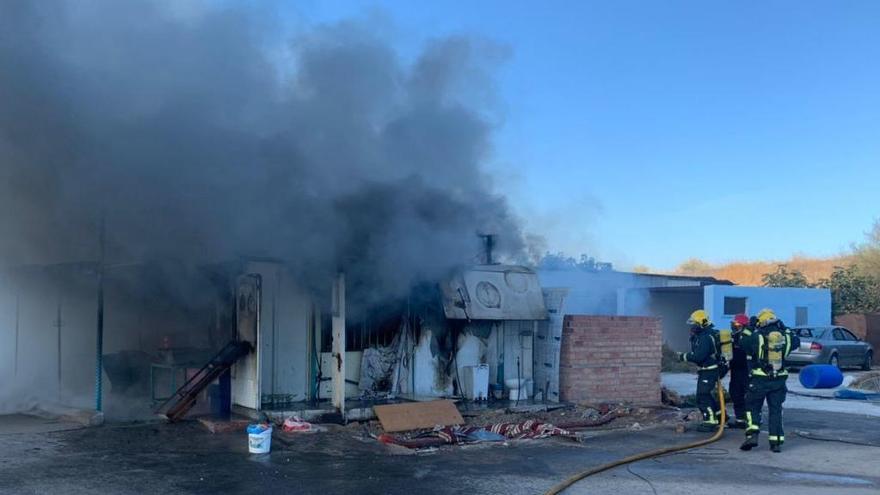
[[787, 326, 874, 370]]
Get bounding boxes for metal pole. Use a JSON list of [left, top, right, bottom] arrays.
[[330, 272, 345, 417], [95, 217, 106, 412], [13, 294, 19, 376], [56, 299, 62, 400]]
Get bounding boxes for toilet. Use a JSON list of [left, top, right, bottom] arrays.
[[505, 378, 527, 401]]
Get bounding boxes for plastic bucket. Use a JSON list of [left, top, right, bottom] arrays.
[[799, 364, 844, 389], [247, 425, 272, 454]]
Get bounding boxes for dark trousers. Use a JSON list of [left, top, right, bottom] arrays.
[[745, 375, 788, 444], [696, 368, 720, 424], [729, 364, 750, 420]]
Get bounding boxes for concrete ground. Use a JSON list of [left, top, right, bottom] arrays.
[[0, 414, 84, 435], [663, 370, 880, 417], [1, 406, 879, 495]]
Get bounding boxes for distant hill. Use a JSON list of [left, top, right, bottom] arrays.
[[673, 255, 853, 286]]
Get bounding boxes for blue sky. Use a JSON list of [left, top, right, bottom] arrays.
[[293, 1, 880, 270]]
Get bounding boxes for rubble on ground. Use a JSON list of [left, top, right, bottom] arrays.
[[367, 402, 694, 451], [685, 410, 703, 421], [661, 386, 683, 407], [223, 400, 702, 454], [850, 372, 880, 392]]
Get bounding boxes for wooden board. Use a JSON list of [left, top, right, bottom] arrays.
[[373, 400, 464, 433]]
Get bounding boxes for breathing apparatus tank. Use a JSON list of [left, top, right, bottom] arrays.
[[767, 331, 784, 371], [719, 328, 733, 362]]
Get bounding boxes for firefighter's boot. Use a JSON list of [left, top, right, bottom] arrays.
[[728, 417, 748, 429], [697, 422, 718, 432], [740, 433, 759, 451]]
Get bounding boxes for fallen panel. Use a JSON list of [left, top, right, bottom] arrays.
[[373, 400, 464, 432]]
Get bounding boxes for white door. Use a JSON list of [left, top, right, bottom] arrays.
[[232, 274, 261, 410]]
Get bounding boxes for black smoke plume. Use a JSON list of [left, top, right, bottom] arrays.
[[0, 1, 526, 304]]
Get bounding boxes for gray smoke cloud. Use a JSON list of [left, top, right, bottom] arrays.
[[0, 1, 527, 305]]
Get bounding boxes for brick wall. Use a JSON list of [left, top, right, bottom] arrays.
[[559, 315, 661, 405]]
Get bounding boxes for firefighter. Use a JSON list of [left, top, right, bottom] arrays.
[[678, 309, 721, 432], [727, 313, 752, 428], [740, 308, 800, 452]]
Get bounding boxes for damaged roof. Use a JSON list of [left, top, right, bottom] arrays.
[[442, 264, 548, 321]]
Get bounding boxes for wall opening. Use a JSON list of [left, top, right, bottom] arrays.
[[795, 306, 808, 326], [723, 296, 747, 316]]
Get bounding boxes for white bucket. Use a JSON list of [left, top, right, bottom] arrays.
[[248, 426, 272, 454]]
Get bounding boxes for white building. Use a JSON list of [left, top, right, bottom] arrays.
[[538, 268, 832, 352]]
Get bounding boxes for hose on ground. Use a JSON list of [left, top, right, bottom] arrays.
[[794, 430, 880, 447], [544, 380, 727, 495]]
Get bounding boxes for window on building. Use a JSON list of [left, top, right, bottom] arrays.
[[795, 306, 808, 326], [723, 297, 747, 315]]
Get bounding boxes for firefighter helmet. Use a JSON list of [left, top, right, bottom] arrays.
[[687, 309, 711, 327], [756, 308, 778, 327], [733, 314, 750, 327]]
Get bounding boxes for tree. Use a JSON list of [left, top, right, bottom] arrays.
[[632, 264, 651, 273], [536, 252, 613, 271], [761, 264, 810, 288], [816, 266, 880, 315], [854, 218, 880, 280]]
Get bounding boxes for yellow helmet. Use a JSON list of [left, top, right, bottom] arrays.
[[687, 309, 711, 327], [756, 308, 778, 327]]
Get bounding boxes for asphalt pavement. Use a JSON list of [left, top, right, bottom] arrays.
[[1, 407, 878, 494]]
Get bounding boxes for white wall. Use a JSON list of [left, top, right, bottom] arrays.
[[241, 261, 313, 408], [0, 264, 221, 414], [0, 268, 95, 411], [412, 328, 454, 397], [538, 270, 633, 316], [538, 269, 707, 317], [704, 285, 831, 328]]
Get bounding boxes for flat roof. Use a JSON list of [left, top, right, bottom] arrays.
[[630, 272, 734, 285]]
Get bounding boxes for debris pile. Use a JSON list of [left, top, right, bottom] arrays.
[[850, 372, 880, 392], [364, 400, 698, 451], [378, 419, 578, 449], [282, 416, 313, 433], [223, 400, 702, 454], [661, 387, 683, 407]]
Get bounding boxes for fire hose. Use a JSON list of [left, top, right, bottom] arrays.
[[544, 380, 727, 495]]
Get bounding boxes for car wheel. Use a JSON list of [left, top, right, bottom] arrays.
[[829, 354, 839, 369], [863, 352, 873, 371]]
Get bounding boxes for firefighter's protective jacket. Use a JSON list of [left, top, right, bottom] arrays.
[[684, 326, 719, 369], [730, 326, 752, 370], [741, 322, 800, 377]]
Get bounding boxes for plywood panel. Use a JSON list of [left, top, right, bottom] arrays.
[[373, 400, 463, 432]]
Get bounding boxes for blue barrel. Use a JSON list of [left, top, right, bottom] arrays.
[[799, 364, 844, 389]]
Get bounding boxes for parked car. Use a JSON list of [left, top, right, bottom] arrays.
[[788, 326, 873, 370]]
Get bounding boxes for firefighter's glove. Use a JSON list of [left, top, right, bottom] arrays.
[[677, 352, 687, 362]]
